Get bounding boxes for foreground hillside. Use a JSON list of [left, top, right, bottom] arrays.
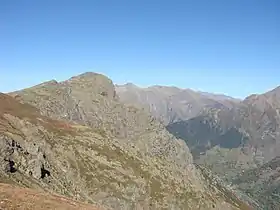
[[0, 183, 102, 210], [0, 72, 251, 209]]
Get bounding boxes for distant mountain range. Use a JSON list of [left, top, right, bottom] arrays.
[[116, 83, 239, 125], [116, 83, 280, 209], [0, 72, 251, 210]]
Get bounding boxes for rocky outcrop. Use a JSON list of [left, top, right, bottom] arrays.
[[10, 73, 196, 170]]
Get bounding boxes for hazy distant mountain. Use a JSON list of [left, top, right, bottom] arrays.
[[116, 83, 240, 125], [198, 91, 241, 102]]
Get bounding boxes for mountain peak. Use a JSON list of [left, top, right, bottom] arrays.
[[123, 82, 139, 88], [69, 72, 111, 81], [65, 72, 117, 99]]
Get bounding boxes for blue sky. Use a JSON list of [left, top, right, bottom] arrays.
[[1, 0, 279, 98]]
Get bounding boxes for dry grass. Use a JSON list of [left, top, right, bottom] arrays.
[[0, 183, 104, 210], [0, 93, 76, 136]]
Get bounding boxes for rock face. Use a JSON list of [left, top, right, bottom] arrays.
[[116, 83, 239, 125], [0, 72, 251, 209]]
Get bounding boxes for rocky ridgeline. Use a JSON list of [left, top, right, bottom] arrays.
[[115, 83, 238, 125]]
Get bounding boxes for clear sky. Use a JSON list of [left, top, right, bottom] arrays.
[[1, 0, 279, 98]]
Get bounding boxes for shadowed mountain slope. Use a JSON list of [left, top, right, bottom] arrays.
[[233, 156, 280, 210]]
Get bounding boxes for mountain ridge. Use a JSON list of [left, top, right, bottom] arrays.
[[116, 83, 239, 125], [116, 83, 241, 101], [0, 72, 252, 209]]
